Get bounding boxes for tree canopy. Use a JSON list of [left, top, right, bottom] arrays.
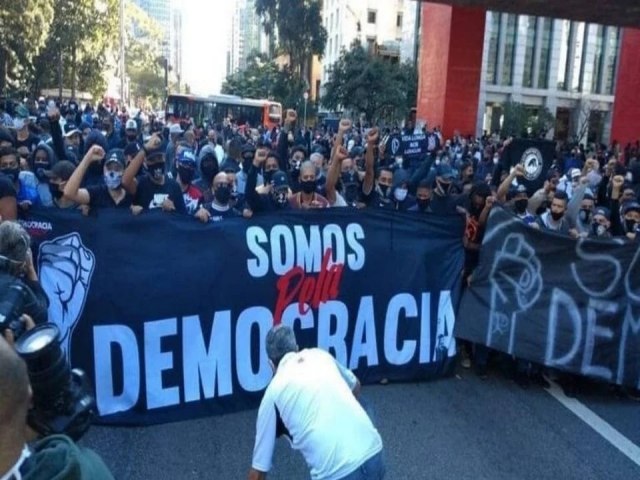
[[255, 0, 327, 79], [322, 42, 418, 124], [221, 52, 307, 109], [0, 0, 54, 94]]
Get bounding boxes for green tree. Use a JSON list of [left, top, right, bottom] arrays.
[[123, 1, 166, 108], [31, 0, 118, 100], [322, 42, 418, 123], [0, 0, 54, 94], [500, 101, 555, 138], [222, 53, 306, 109], [255, 0, 327, 79]]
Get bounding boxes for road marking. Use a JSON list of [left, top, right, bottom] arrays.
[[544, 377, 640, 468]]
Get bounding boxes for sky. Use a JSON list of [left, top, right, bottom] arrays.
[[179, 0, 233, 95]]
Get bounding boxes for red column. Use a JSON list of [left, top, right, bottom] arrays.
[[416, 3, 486, 140], [610, 28, 640, 147]]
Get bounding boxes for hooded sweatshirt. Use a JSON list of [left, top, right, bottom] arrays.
[[31, 143, 58, 207], [21, 435, 114, 480]]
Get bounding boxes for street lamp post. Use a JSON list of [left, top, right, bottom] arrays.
[[303, 91, 309, 127]]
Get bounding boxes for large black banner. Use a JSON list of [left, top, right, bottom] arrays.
[[456, 207, 640, 388], [503, 139, 556, 196], [21, 209, 464, 426]]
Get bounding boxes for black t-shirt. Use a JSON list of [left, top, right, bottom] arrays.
[[0, 174, 17, 199], [15, 133, 40, 153], [87, 185, 133, 209], [203, 202, 242, 221], [134, 175, 186, 213]]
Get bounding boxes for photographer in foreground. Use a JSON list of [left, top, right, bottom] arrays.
[[0, 221, 49, 337], [0, 336, 114, 480]]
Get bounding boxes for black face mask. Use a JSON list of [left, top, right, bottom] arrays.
[[300, 180, 316, 194], [178, 165, 195, 184], [49, 183, 63, 200], [1, 167, 20, 183], [578, 208, 592, 224], [514, 198, 528, 214], [550, 210, 564, 221], [214, 184, 231, 204], [378, 184, 390, 197], [592, 222, 608, 237], [126, 134, 137, 142], [147, 162, 165, 180], [417, 198, 431, 211], [263, 169, 276, 185], [35, 165, 50, 183], [625, 219, 638, 233], [201, 163, 218, 182], [436, 179, 452, 196]]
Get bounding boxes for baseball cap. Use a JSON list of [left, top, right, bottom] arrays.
[[436, 163, 455, 180], [271, 170, 289, 189], [622, 201, 640, 215], [63, 122, 80, 137], [593, 206, 611, 220], [44, 160, 76, 181], [125, 119, 137, 130], [570, 168, 581, 180], [176, 149, 196, 166], [105, 149, 126, 168], [169, 124, 184, 135]]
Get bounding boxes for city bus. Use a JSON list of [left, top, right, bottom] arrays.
[[165, 94, 282, 130]]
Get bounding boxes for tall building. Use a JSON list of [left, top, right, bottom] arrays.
[[478, 13, 621, 143], [227, 0, 270, 75], [133, 0, 171, 56], [321, 0, 406, 94], [171, 8, 183, 88]]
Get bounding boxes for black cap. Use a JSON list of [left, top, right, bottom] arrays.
[[44, 160, 76, 181], [272, 170, 289, 189], [105, 149, 126, 168]]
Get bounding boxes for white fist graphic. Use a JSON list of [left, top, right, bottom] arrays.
[[38, 233, 95, 360]]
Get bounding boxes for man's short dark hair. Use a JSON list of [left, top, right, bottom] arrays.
[[291, 145, 307, 158], [0, 146, 17, 160], [553, 190, 569, 203]]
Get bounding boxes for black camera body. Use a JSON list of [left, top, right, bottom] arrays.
[[0, 282, 26, 339]]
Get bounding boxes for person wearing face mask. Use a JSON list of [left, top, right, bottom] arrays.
[[589, 207, 612, 239], [246, 148, 292, 212], [428, 163, 464, 214], [195, 172, 242, 222], [194, 147, 219, 202], [64, 146, 134, 209], [124, 119, 140, 145], [566, 184, 595, 237], [101, 115, 122, 151], [43, 160, 78, 209], [12, 105, 39, 155], [80, 130, 110, 187], [615, 201, 640, 240], [531, 190, 572, 235], [408, 181, 433, 213], [175, 149, 203, 215], [0, 146, 40, 212], [289, 161, 329, 209], [374, 169, 414, 211], [326, 143, 364, 208], [122, 134, 186, 214], [255, 153, 281, 195], [30, 143, 57, 207]]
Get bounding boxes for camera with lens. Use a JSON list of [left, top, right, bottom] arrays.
[[1, 280, 95, 441], [0, 282, 27, 339]]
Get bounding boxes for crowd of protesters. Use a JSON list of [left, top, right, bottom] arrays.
[[1, 96, 639, 392]]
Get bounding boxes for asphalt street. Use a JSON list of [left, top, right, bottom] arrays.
[[82, 366, 640, 480]]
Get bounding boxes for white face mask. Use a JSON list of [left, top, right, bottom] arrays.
[[493, 156, 499, 165], [394, 188, 408, 202], [13, 118, 25, 130], [626, 172, 633, 183]]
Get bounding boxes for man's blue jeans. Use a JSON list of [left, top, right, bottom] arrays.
[[339, 451, 386, 480]]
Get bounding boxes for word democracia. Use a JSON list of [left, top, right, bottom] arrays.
[[91, 291, 456, 416]]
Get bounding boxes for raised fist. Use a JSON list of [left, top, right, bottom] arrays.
[[338, 119, 352, 134], [145, 134, 162, 151], [513, 164, 525, 177], [254, 148, 268, 167], [38, 233, 96, 360], [334, 146, 349, 162], [285, 110, 297, 125], [487, 233, 542, 354], [86, 145, 105, 162], [612, 175, 625, 189], [366, 127, 379, 145]]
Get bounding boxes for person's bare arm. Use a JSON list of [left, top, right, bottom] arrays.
[[64, 145, 105, 204], [497, 164, 524, 203], [123, 134, 162, 196], [0, 196, 17, 221], [362, 127, 379, 195], [248, 469, 267, 480], [325, 145, 349, 205]]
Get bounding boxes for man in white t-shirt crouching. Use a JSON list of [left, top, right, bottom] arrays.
[[248, 325, 385, 480]]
